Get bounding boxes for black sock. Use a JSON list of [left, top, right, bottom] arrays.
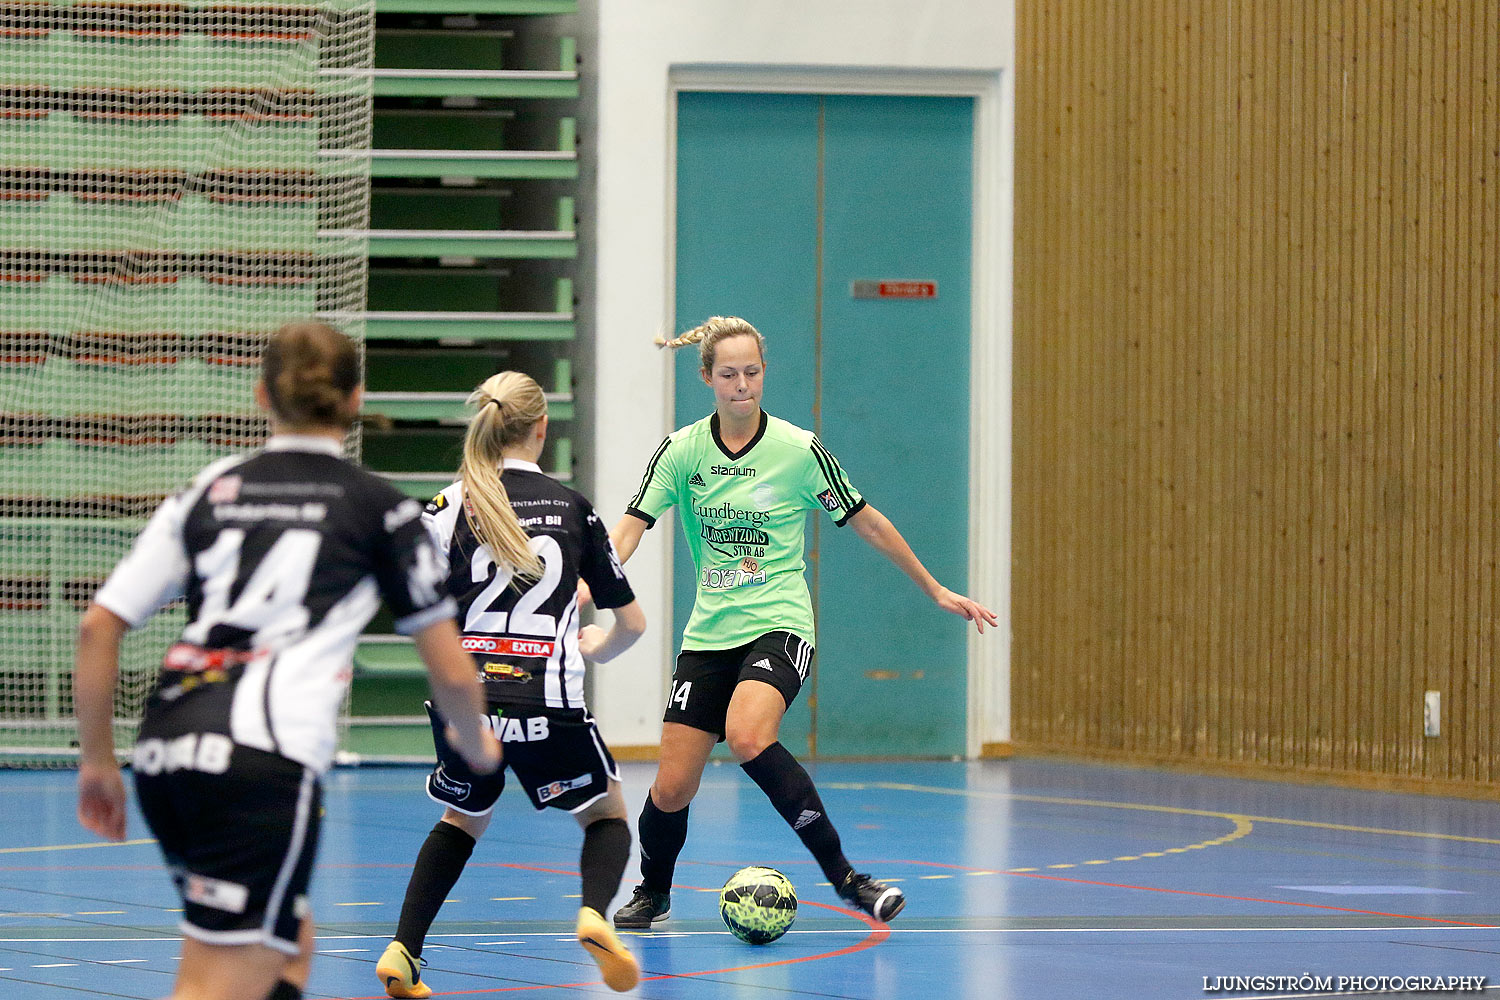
[[636, 792, 689, 892], [579, 817, 632, 914], [395, 820, 476, 957], [741, 742, 853, 887], [265, 981, 302, 1000]]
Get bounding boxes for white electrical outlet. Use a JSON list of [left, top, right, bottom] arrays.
[[1424, 690, 1441, 737]]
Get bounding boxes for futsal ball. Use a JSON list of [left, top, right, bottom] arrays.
[[719, 866, 798, 944]]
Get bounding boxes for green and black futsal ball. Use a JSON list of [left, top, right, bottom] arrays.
[[719, 866, 798, 944]]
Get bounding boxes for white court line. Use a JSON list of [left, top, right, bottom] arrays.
[[416, 924, 1500, 938], [3, 923, 1496, 945], [99, 959, 147, 964]]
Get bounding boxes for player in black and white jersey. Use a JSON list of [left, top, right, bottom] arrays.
[[377, 371, 646, 998], [74, 322, 499, 1000]]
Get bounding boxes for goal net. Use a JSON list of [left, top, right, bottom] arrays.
[[0, 0, 373, 764]]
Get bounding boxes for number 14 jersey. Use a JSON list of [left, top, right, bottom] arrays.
[[424, 458, 635, 711], [94, 435, 456, 774]]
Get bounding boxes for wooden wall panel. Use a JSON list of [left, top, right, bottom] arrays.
[[1013, 1, 1500, 790]]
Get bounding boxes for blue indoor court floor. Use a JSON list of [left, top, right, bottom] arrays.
[[3, 758, 1499, 999]]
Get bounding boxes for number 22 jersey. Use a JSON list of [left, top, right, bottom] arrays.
[[423, 458, 635, 711]]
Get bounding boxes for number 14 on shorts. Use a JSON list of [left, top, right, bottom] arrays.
[[670, 680, 692, 711]]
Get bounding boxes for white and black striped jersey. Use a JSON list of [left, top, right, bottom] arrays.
[[94, 435, 454, 773], [423, 458, 634, 711]]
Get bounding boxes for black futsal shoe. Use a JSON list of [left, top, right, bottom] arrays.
[[611, 884, 671, 928], [838, 871, 906, 923]]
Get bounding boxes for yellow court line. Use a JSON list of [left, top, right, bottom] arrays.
[[0, 838, 156, 855], [825, 781, 1253, 870], [1228, 813, 1500, 845], [839, 782, 1500, 847]]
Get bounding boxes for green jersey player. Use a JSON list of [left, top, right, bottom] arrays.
[[627, 404, 856, 651], [603, 316, 997, 929]]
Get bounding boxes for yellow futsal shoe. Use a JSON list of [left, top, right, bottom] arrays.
[[577, 905, 640, 991], [376, 940, 433, 999]]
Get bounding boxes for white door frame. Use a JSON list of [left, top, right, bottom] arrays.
[[663, 66, 1012, 756]]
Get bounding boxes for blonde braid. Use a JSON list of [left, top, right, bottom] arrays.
[[652, 328, 706, 350], [655, 316, 766, 378], [459, 371, 547, 582]]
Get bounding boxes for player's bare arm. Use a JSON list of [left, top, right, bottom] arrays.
[[847, 504, 998, 634], [578, 514, 649, 607], [579, 599, 647, 662], [609, 513, 649, 564], [412, 618, 501, 774], [74, 603, 130, 842]]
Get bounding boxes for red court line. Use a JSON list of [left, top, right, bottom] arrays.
[[894, 858, 1499, 929], [335, 885, 888, 998]]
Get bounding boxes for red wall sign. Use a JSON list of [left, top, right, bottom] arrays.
[[850, 279, 939, 299]]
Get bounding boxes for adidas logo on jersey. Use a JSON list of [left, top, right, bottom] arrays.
[[689, 472, 706, 488], [793, 809, 822, 830], [751, 657, 773, 672]]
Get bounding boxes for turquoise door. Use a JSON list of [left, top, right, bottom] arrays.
[[674, 91, 972, 757]]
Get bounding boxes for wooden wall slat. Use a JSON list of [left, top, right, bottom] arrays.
[[1014, 0, 1500, 789], [1468, 0, 1495, 785], [1309, 0, 1334, 774], [1338, 0, 1362, 773], [1439, 0, 1460, 778], [1363, 0, 1388, 777], [1450, 0, 1476, 782], [1374, 0, 1399, 777], [1294, 0, 1323, 772]]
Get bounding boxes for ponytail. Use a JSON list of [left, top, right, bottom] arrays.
[[459, 371, 548, 581]]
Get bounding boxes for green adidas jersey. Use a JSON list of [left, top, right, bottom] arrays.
[[626, 411, 865, 650]]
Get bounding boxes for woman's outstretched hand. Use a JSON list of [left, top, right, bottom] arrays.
[[933, 588, 999, 634]]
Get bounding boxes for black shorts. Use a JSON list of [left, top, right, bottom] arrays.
[[664, 631, 813, 739], [133, 738, 320, 956], [424, 701, 620, 815]]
